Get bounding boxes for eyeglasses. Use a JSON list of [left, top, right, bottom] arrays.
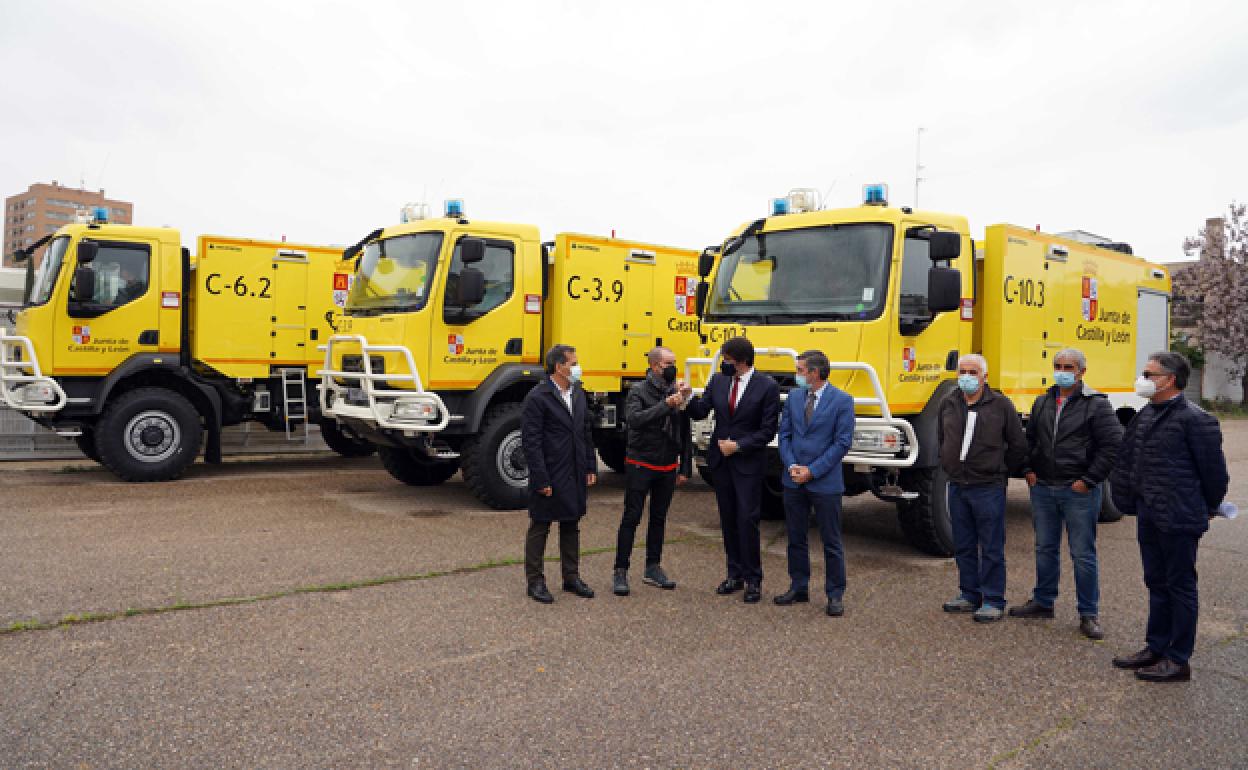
[[1140, 371, 1169, 379]]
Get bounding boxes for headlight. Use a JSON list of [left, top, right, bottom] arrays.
[[391, 399, 438, 421], [18, 383, 57, 403], [852, 427, 904, 454]]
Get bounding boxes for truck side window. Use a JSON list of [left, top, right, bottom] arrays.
[[71, 241, 151, 312], [443, 238, 515, 323]]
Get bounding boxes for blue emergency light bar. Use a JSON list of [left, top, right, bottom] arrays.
[[863, 184, 888, 206], [444, 199, 464, 218]]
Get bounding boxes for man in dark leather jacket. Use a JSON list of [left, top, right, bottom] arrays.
[[1110, 352, 1229, 683], [1011, 348, 1122, 641], [611, 346, 692, 596]]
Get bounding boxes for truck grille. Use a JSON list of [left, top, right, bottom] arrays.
[[341, 355, 384, 374]]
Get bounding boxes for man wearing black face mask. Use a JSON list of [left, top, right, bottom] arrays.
[[612, 346, 693, 596]]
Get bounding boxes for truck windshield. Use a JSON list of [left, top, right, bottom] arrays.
[[26, 236, 70, 307], [704, 223, 893, 322], [346, 232, 444, 315]]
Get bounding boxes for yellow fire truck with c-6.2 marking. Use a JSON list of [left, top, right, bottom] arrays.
[[319, 200, 704, 509], [688, 185, 1171, 555], [0, 210, 375, 480]]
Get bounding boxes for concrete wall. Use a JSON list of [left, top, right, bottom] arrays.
[[1202, 351, 1245, 403]]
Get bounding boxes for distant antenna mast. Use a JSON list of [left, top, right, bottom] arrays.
[[914, 127, 925, 208]]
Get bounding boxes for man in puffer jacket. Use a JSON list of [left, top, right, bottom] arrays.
[[1110, 351, 1229, 683]]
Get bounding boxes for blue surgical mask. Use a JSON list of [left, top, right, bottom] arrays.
[[1053, 371, 1077, 388], [957, 374, 980, 394], [795, 374, 809, 389], [568, 364, 583, 384]]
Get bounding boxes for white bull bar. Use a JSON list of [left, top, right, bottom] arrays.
[[318, 334, 449, 432], [0, 329, 67, 412], [684, 347, 918, 468]]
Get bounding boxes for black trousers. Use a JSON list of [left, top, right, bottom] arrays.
[[525, 519, 580, 585], [1138, 517, 1202, 665], [614, 464, 678, 570], [711, 466, 763, 585]]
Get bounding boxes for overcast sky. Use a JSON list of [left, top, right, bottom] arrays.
[[2, 1, 1245, 260]]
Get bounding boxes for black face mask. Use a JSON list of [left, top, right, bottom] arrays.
[[660, 364, 677, 384], [720, 361, 737, 377]]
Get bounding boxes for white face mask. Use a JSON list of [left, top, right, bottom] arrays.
[[1134, 376, 1157, 398], [568, 364, 583, 384]]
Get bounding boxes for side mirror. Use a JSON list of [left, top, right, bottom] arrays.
[[697, 248, 716, 278], [77, 240, 99, 265], [460, 237, 486, 265], [456, 267, 485, 306], [928, 231, 961, 260], [695, 281, 709, 316], [73, 266, 96, 302], [928, 266, 961, 313]]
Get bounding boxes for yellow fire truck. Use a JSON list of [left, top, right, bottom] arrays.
[[319, 200, 704, 508], [1, 211, 374, 480], [690, 186, 1171, 555]]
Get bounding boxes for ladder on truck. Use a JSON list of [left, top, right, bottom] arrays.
[[279, 368, 310, 443]]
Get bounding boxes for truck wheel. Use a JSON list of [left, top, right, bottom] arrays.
[[96, 387, 203, 482], [897, 466, 955, 557], [74, 428, 101, 463], [318, 420, 376, 458], [461, 402, 527, 509], [1098, 480, 1124, 523], [761, 474, 786, 520], [378, 446, 458, 485], [595, 432, 627, 473]]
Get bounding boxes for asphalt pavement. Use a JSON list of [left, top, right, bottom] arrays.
[[1, 422, 1245, 768]]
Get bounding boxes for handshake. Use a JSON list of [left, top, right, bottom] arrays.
[[664, 379, 693, 408]]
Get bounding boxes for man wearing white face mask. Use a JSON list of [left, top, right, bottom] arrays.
[[1013, 348, 1122, 640], [1109, 352, 1228, 682], [938, 354, 1028, 623]]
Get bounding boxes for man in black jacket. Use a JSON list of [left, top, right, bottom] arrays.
[[612, 346, 693, 596], [1011, 348, 1122, 640], [938, 354, 1028, 623], [1110, 352, 1229, 682]]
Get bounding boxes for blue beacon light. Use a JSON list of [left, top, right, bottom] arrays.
[[93, 206, 109, 223], [862, 184, 888, 206], [444, 199, 464, 218], [770, 197, 789, 216]]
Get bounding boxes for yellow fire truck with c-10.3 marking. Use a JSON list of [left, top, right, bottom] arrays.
[[688, 185, 1170, 555], [0, 209, 375, 480]]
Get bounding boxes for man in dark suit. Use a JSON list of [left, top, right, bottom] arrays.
[[522, 344, 598, 604], [775, 350, 855, 617], [687, 336, 780, 603]]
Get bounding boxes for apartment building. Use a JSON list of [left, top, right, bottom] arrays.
[[3, 181, 133, 267]]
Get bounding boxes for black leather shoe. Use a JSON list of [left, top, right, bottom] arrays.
[[1008, 600, 1054, 619], [743, 583, 761, 603], [527, 580, 554, 604], [716, 578, 744, 595], [1079, 615, 1104, 640], [562, 577, 595, 598], [1135, 658, 1191, 682], [826, 599, 844, 617], [1112, 647, 1161, 670], [773, 588, 810, 605]]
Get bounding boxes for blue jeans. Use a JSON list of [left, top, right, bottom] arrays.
[[949, 483, 1007, 609], [782, 486, 846, 600], [1029, 483, 1102, 616]]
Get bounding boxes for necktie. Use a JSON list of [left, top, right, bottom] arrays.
[[805, 391, 815, 423], [728, 376, 740, 416]]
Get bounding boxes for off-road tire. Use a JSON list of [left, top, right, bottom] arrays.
[[318, 419, 377, 458], [96, 387, 203, 482], [595, 432, 627, 474], [461, 402, 528, 509], [897, 465, 956, 556], [1098, 479, 1124, 523], [74, 428, 101, 463], [378, 446, 459, 486]]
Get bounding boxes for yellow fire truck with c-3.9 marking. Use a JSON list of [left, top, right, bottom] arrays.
[[0, 209, 375, 480], [688, 185, 1171, 555]]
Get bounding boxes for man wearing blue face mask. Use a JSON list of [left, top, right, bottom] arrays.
[[938, 354, 1028, 623], [1012, 348, 1122, 640]]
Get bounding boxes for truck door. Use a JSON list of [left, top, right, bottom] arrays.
[[271, 250, 309, 365], [892, 228, 963, 402], [622, 249, 656, 371], [55, 236, 161, 376], [428, 235, 522, 389], [1044, 245, 1066, 355]]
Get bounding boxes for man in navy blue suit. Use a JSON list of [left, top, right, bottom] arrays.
[[775, 350, 856, 616], [687, 336, 780, 603]]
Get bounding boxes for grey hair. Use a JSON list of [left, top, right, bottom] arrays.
[[1053, 348, 1087, 371], [647, 346, 674, 366], [544, 344, 576, 374], [957, 353, 989, 375], [1149, 351, 1191, 390]]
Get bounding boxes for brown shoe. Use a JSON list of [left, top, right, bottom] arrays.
[[1135, 659, 1191, 682], [1079, 616, 1104, 640], [1112, 647, 1160, 669], [1007, 600, 1054, 619]]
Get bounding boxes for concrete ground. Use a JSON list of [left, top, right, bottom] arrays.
[[1, 423, 1245, 768]]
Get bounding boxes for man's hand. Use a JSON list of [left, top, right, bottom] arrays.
[[790, 466, 813, 484], [539, 486, 553, 497], [1025, 472, 1037, 487], [587, 473, 597, 487], [1071, 479, 1090, 494], [718, 439, 739, 457], [678, 381, 693, 397], [665, 393, 683, 408], [676, 474, 688, 486]]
